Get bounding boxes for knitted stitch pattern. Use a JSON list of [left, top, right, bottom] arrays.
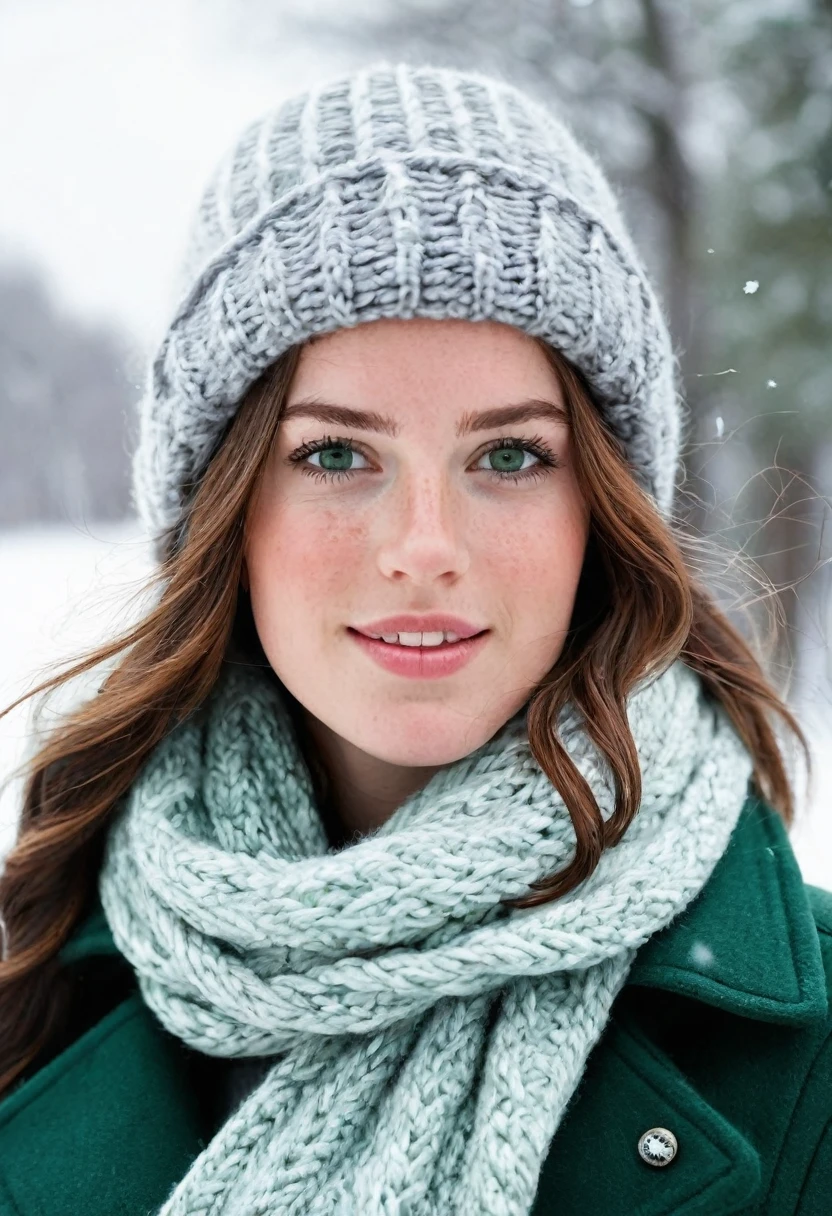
[[133, 60, 682, 550], [98, 658, 753, 1215]]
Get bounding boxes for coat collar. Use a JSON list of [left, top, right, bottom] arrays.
[[626, 792, 828, 1025]]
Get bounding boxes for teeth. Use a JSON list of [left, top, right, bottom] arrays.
[[365, 630, 462, 646], [397, 632, 445, 647]]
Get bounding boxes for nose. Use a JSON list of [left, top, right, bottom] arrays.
[[375, 469, 471, 582]]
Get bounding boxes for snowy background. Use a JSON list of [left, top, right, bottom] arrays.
[[1, 0, 831, 882]]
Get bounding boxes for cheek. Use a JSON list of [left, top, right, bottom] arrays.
[[479, 498, 587, 614], [246, 500, 368, 627]]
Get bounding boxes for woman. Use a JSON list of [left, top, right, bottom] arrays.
[[0, 61, 829, 1216]]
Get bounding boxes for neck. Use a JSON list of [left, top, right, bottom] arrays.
[[297, 709, 442, 847]]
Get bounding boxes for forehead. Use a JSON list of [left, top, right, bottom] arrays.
[[290, 318, 565, 409]]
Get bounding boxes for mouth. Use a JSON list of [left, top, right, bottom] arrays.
[[347, 627, 490, 679]]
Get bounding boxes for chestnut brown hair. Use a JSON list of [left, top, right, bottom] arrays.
[[0, 335, 808, 1098]]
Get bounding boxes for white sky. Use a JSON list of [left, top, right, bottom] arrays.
[[0, 0, 345, 353]]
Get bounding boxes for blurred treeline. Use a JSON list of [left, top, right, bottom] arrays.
[[0, 264, 137, 526], [2, 0, 830, 650]]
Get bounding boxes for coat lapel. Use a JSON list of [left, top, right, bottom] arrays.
[[0, 994, 208, 1216], [534, 794, 829, 1215], [533, 1008, 762, 1215]]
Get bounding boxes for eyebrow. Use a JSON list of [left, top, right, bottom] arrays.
[[279, 396, 568, 438]]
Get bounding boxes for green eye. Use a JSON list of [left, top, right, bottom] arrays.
[[315, 444, 360, 472], [484, 446, 529, 474]]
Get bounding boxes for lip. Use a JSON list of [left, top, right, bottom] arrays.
[[352, 614, 487, 640], [348, 628, 490, 679]]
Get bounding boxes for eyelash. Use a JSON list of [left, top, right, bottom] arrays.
[[287, 433, 563, 484]]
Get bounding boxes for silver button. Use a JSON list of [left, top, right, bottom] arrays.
[[638, 1127, 678, 1167]]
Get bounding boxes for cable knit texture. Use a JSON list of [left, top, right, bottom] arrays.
[[98, 658, 753, 1215], [133, 60, 683, 551]]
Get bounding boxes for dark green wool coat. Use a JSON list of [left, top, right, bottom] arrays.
[[1, 795, 831, 1215]]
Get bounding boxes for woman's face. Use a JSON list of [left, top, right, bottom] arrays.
[[244, 317, 590, 774]]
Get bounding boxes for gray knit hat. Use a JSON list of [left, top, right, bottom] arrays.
[[134, 60, 682, 550]]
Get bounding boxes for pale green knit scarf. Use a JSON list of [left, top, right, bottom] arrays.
[[98, 658, 753, 1216]]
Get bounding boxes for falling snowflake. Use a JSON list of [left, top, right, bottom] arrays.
[[690, 940, 715, 967], [707, 248, 715, 254], [744, 280, 759, 294], [767, 379, 777, 388], [715, 416, 724, 438]]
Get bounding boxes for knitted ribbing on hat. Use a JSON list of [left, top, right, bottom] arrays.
[[133, 60, 682, 551], [98, 657, 752, 1216]]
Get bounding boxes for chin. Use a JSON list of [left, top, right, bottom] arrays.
[[351, 713, 494, 768]]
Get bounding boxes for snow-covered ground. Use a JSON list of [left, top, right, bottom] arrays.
[[1, 522, 830, 887]]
